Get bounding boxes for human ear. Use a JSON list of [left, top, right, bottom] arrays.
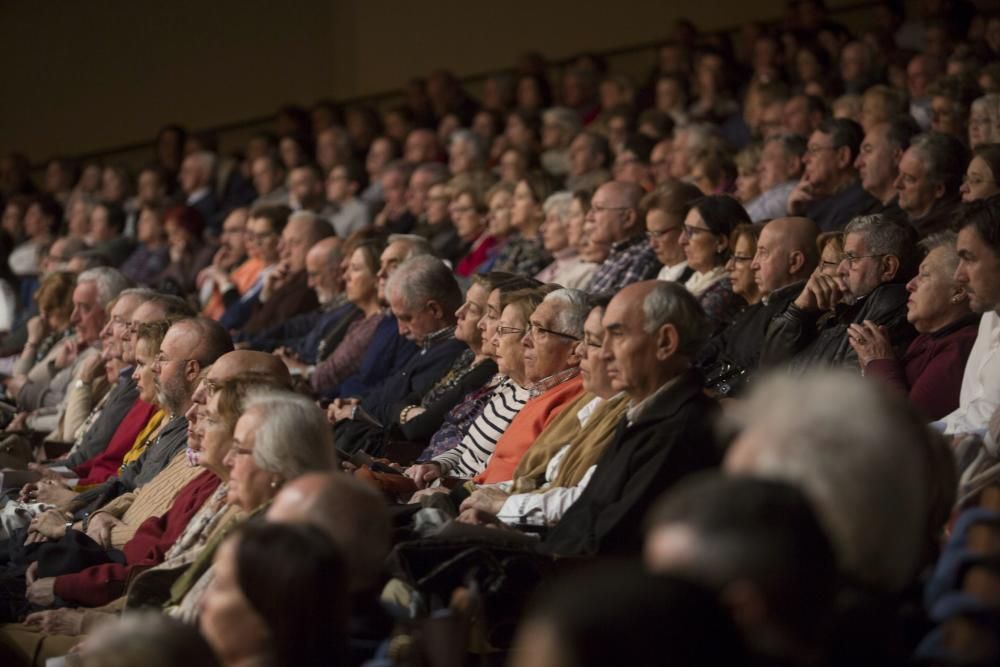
[[656, 323, 680, 360]]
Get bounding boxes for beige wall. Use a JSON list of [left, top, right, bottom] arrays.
[[2, 0, 866, 163]]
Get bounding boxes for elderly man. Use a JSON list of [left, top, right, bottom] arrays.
[[645, 475, 838, 666], [538, 281, 720, 557], [724, 370, 939, 662], [763, 214, 918, 369], [699, 217, 820, 395], [565, 131, 611, 192], [15, 268, 131, 418], [330, 235, 430, 399], [586, 181, 660, 294], [894, 132, 969, 238], [939, 198, 1000, 436], [178, 151, 219, 231], [332, 255, 466, 454], [746, 134, 806, 222], [540, 107, 581, 179], [787, 119, 879, 231], [240, 210, 333, 335], [198, 207, 251, 320], [855, 116, 920, 214], [244, 236, 352, 364]]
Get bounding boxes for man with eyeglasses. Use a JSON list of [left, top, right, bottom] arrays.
[[786, 118, 879, 232], [763, 214, 919, 370], [585, 181, 660, 294], [218, 205, 289, 332], [698, 217, 820, 396]]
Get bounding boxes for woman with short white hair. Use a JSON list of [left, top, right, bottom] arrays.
[[535, 192, 598, 289]]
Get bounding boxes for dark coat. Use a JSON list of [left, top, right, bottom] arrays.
[[539, 370, 721, 558]]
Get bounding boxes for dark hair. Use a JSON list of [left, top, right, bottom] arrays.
[[909, 132, 970, 197], [883, 114, 921, 152], [30, 194, 64, 234], [691, 195, 752, 261], [525, 564, 746, 667], [640, 180, 703, 218], [971, 143, 1000, 188], [647, 474, 838, 653], [818, 117, 865, 162], [956, 197, 1000, 255], [247, 204, 292, 236], [351, 239, 383, 275], [232, 522, 348, 667], [579, 131, 611, 168]]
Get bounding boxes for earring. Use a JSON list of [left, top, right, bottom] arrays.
[[270, 479, 280, 489]]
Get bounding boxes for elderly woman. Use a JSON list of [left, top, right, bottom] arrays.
[[727, 224, 762, 306], [960, 143, 1000, 203], [643, 182, 703, 283], [453, 188, 496, 277], [200, 522, 348, 667], [816, 231, 844, 277], [492, 174, 553, 277], [405, 287, 543, 490], [471, 182, 515, 274], [679, 195, 750, 332], [849, 232, 981, 420], [969, 95, 1000, 148], [535, 192, 597, 289], [458, 297, 628, 527]]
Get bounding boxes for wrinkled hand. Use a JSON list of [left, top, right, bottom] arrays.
[[26, 577, 56, 608], [54, 338, 82, 371], [326, 398, 359, 423], [848, 320, 894, 368], [34, 479, 76, 507], [786, 179, 814, 216], [404, 462, 442, 490], [262, 262, 291, 301], [85, 512, 122, 550], [5, 411, 29, 432], [78, 353, 106, 384], [460, 487, 509, 515], [23, 608, 86, 636], [456, 508, 505, 527], [27, 509, 70, 543], [794, 269, 846, 312]]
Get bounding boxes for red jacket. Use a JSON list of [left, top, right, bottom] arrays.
[[54, 469, 221, 607], [73, 399, 157, 486]]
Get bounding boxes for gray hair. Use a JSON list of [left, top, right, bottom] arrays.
[[542, 192, 573, 222], [542, 288, 590, 339], [244, 390, 337, 481], [641, 281, 707, 356], [413, 161, 451, 186], [77, 267, 132, 308], [919, 230, 960, 278], [385, 254, 463, 314], [764, 133, 807, 159], [970, 94, 1000, 144], [542, 107, 582, 136], [386, 234, 433, 261], [187, 150, 216, 175], [908, 132, 969, 194], [727, 370, 933, 591], [449, 129, 485, 166], [844, 214, 920, 277]]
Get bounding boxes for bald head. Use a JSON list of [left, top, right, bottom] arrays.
[[752, 217, 820, 295], [266, 472, 390, 593], [306, 236, 344, 268]]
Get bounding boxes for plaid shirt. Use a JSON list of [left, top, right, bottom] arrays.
[[587, 235, 661, 294]]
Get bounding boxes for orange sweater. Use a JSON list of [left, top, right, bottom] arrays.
[[202, 257, 266, 320], [474, 374, 585, 485]]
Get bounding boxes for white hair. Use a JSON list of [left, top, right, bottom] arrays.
[[244, 390, 337, 481], [727, 370, 933, 592], [77, 267, 131, 308], [542, 288, 590, 339], [641, 281, 707, 356], [542, 192, 573, 222]]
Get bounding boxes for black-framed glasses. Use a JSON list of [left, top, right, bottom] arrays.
[[682, 224, 714, 237], [729, 254, 754, 265], [526, 323, 581, 342], [647, 227, 682, 239]]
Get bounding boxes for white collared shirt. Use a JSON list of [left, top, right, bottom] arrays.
[[940, 311, 1000, 435]]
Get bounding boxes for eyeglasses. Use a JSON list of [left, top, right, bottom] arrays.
[[496, 325, 525, 337], [682, 224, 714, 237], [647, 226, 681, 239], [591, 203, 631, 214], [526, 323, 581, 342], [245, 230, 276, 243], [842, 252, 886, 267], [805, 144, 836, 156], [729, 254, 754, 264]]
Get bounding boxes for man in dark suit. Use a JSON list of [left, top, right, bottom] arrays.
[[540, 280, 721, 558]]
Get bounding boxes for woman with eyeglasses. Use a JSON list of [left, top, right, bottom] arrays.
[[643, 181, 703, 283], [726, 224, 762, 306], [678, 195, 751, 333], [960, 144, 1000, 203]]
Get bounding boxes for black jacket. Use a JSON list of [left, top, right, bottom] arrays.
[[539, 370, 721, 558], [761, 282, 916, 371]]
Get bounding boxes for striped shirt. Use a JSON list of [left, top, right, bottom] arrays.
[[433, 378, 530, 479]]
